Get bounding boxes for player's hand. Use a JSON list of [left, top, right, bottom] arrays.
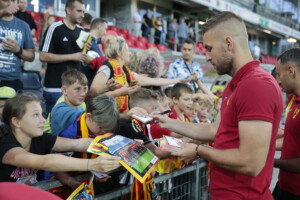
[[151, 114, 172, 129], [171, 143, 198, 163]]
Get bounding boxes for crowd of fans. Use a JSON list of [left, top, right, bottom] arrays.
[[0, 0, 299, 200], [0, 0, 217, 198], [132, 8, 198, 47]]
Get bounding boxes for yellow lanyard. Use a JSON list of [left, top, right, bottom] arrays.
[[285, 95, 295, 119]]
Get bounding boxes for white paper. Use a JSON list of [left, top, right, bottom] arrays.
[[164, 135, 182, 147], [91, 171, 109, 179], [76, 30, 89, 49], [131, 114, 153, 123]]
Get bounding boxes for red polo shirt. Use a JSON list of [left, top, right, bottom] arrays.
[[210, 61, 283, 200], [278, 94, 300, 196]]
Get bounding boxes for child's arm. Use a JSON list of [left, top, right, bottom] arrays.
[[52, 137, 92, 153], [54, 172, 81, 190], [134, 73, 183, 86], [2, 148, 120, 173], [190, 72, 214, 97]]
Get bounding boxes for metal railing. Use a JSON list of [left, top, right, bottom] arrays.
[[34, 161, 209, 200]]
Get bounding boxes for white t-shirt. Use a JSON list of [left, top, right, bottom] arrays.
[[133, 12, 142, 29], [97, 65, 137, 79], [253, 45, 260, 58], [97, 65, 111, 78]]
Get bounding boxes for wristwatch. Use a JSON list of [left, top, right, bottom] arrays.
[[14, 47, 23, 58]]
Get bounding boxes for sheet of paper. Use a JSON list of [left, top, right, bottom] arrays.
[[76, 30, 89, 49], [164, 135, 182, 147], [131, 114, 153, 123]]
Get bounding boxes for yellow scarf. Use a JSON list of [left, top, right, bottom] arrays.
[[79, 113, 95, 196]]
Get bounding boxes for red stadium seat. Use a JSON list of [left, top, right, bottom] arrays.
[[126, 39, 136, 48], [147, 42, 156, 48], [138, 36, 148, 44], [128, 34, 137, 41], [135, 41, 147, 49], [169, 37, 176, 50], [107, 26, 119, 33], [118, 32, 128, 40], [156, 44, 166, 52], [119, 28, 130, 36]]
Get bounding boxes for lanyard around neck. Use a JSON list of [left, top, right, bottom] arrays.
[[285, 95, 295, 119]]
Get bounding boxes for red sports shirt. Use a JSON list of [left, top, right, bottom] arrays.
[[278, 94, 300, 195], [210, 61, 283, 200]]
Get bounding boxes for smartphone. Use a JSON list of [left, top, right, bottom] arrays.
[[129, 80, 138, 87]]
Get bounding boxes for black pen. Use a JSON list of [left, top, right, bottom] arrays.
[[158, 110, 171, 115]]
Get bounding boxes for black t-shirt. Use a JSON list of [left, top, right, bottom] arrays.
[[118, 120, 150, 143], [14, 11, 37, 30], [142, 14, 152, 30], [40, 21, 83, 88], [0, 133, 57, 183]]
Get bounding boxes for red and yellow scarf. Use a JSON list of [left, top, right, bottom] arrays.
[[130, 119, 154, 200], [109, 59, 135, 113]]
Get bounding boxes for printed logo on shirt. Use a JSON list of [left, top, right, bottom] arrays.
[[63, 37, 68, 42], [132, 120, 142, 133], [10, 167, 38, 184]]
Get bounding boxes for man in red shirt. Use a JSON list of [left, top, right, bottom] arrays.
[[273, 48, 300, 200], [154, 11, 283, 200]]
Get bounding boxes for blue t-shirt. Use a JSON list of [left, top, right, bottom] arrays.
[[50, 102, 85, 136], [90, 36, 102, 56], [0, 17, 34, 80]]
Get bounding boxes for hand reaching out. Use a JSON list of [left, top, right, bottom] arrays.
[[89, 155, 121, 173], [189, 72, 199, 82], [151, 114, 172, 129]]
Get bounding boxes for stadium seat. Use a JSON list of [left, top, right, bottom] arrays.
[[156, 44, 166, 52], [108, 26, 119, 33], [118, 32, 129, 40], [147, 43, 156, 49], [128, 34, 137, 41], [135, 41, 147, 49], [138, 36, 148, 44], [126, 39, 136, 48], [20, 72, 43, 99], [169, 37, 176, 50], [119, 28, 130, 36], [28, 11, 42, 23]]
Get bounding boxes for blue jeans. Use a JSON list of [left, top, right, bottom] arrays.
[[160, 32, 166, 45], [43, 90, 62, 116]]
